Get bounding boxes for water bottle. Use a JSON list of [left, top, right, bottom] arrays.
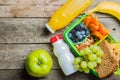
[[50, 34, 77, 76]]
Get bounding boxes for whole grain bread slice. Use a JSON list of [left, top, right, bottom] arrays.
[[95, 40, 119, 78], [110, 42, 120, 65]]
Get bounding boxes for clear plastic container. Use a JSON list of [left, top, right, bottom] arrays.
[[46, 0, 93, 33], [50, 34, 77, 76]]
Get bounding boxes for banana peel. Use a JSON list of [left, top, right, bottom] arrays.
[[87, 2, 120, 20]]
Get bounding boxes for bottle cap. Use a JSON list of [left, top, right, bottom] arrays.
[[45, 23, 55, 34], [50, 34, 63, 44]]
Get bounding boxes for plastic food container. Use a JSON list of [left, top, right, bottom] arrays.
[[63, 13, 116, 77]]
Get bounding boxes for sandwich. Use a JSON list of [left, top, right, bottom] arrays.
[[95, 40, 119, 78]]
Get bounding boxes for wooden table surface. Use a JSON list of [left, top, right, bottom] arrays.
[[0, 0, 120, 80]]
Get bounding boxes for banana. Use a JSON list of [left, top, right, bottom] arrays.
[[87, 2, 120, 20]]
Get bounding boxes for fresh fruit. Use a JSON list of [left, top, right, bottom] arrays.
[[84, 47, 92, 55], [96, 50, 104, 57], [87, 62, 94, 69], [80, 23, 86, 29], [80, 30, 86, 35], [80, 50, 85, 56], [79, 66, 84, 72], [68, 23, 90, 43], [88, 54, 97, 61], [88, 2, 120, 20], [74, 45, 103, 74], [92, 61, 97, 67], [25, 49, 53, 77], [85, 30, 90, 35], [75, 65, 80, 70], [81, 61, 87, 69], [68, 33, 72, 38], [96, 57, 102, 64], [83, 68, 90, 74], [74, 57, 83, 65]]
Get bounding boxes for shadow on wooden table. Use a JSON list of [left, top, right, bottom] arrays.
[[21, 68, 120, 80], [21, 67, 100, 80], [22, 68, 45, 80]]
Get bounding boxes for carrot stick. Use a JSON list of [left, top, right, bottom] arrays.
[[84, 16, 92, 27], [92, 31, 104, 39], [99, 24, 110, 35], [91, 17, 99, 24], [89, 13, 94, 18], [88, 23, 99, 31]]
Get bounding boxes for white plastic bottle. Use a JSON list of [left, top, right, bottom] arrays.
[[50, 34, 77, 76]]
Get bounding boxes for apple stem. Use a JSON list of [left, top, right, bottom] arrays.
[[38, 61, 42, 65]]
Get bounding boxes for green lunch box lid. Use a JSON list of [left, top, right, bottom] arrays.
[[63, 13, 116, 78]]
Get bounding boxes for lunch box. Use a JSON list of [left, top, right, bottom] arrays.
[[63, 13, 116, 77]]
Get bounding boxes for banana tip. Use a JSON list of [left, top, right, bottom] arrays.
[[85, 8, 96, 14]]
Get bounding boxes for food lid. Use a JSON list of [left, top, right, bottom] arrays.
[[50, 34, 63, 44], [45, 23, 55, 34]]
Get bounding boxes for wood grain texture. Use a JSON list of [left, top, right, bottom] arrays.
[[0, 69, 120, 80], [0, 69, 89, 80], [0, 44, 61, 69], [0, 5, 61, 17], [0, 0, 120, 80], [0, 18, 119, 43], [0, 0, 120, 17], [0, 0, 119, 5], [0, 0, 66, 5]]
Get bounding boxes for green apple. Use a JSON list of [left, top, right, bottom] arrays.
[[25, 49, 53, 77]]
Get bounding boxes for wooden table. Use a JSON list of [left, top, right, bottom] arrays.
[[0, 0, 120, 80]]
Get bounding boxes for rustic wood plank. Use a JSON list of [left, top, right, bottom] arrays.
[[0, 18, 64, 43], [0, 69, 119, 80], [0, 0, 66, 5], [0, 69, 88, 80], [0, 5, 61, 17], [0, 0, 119, 5], [0, 0, 120, 80], [0, 18, 119, 43], [0, 0, 120, 17], [0, 6, 114, 18], [0, 44, 60, 69]]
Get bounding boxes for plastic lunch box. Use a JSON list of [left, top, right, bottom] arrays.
[[63, 13, 116, 77]]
